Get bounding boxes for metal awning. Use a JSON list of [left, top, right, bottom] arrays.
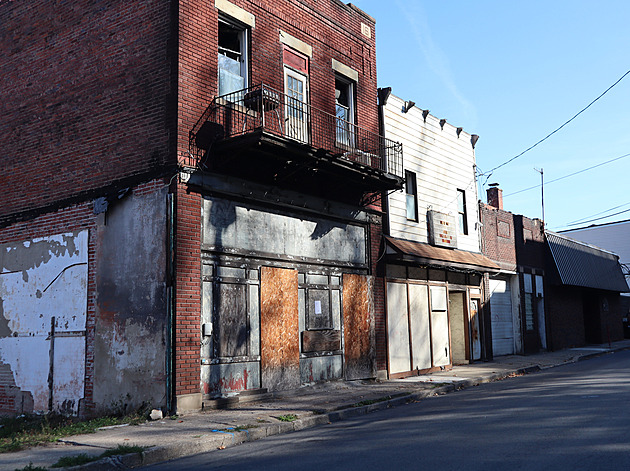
[[384, 236, 500, 273], [546, 231, 629, 292]]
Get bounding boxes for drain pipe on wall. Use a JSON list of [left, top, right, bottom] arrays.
[[377, 87, 392, 238], [165, 190, 175, 415]]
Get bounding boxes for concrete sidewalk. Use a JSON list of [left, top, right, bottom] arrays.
[[4, 340, 630, 470]]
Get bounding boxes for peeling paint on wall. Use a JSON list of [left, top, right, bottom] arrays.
[[203, 197, 367, 266], [92, 189, 168, 414], [0, 231, 88, 414]]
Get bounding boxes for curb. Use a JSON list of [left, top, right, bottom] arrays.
[[58, 347, 628, 469]]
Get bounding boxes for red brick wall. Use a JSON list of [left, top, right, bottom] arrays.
[[546, 285, 585, 350], [0, 0, 176, 221], [479, 203, 516, 268], [178, 0, 379, 165], [173, 183, 202, 398], [177, 0, 382, 387]]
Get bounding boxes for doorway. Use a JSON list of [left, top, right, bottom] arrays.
[[449, 291, 468, 365]]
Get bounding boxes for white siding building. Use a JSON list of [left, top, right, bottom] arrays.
[[379, 90, 498, 379]]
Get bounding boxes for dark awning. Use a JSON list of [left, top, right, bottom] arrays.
[[546, 231, 629, 292], [384, 236, 500, 273]]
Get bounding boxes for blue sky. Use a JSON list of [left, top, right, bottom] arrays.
[[352, 0, 630, 230]]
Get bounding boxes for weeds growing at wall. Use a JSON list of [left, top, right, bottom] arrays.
[[0, 411, 147, 453]]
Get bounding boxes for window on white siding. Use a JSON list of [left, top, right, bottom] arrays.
[[218, 16, 249, 97], [457, 189, 468, 235], [405, 171, 418, 221]]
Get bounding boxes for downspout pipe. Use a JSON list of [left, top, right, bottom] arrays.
[[377, 87, 392, 238], [166, 191, 175, 415]]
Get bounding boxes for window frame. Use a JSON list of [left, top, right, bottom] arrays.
[[218, 15, 250, 96], [457, 189, 468, 235], [405, 170, 419, 222], [334, 75, 356, 148]]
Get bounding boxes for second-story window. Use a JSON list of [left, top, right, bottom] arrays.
[[335, 76, 355, 147], [405, 170, 418, 221], [457, 189, 468, 235], [218, 16, 249, 97]]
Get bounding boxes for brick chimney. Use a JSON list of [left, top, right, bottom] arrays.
[[487, 186, 503, 209]]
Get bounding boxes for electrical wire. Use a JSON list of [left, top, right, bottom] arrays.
[[503, 151, 630, 198], [480, 69, 630, 183], [564, 207, 630, 227], [566, 200, 630, 226]]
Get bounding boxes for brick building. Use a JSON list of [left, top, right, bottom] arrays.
[[481, 186, 628, 355], [480, 187, 548, 357], [0, 0, 402, 416]]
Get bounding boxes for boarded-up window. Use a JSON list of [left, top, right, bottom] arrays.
[[307, 289, 331, 329], [214, 283, 248, 357]]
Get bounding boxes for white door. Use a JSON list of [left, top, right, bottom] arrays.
[[430, 286, 450, 367], [489, 278, 514, 356], [284, 68, 308, 143], [386, 282, 411, 375], [409, 284, 431, 370]]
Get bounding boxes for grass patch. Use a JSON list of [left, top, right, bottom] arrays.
[[14, 464, 48, 471], [352, 395, 392, 408], [50, 444, 145, 468], [0, 411, 147, 454], [50, 453, 95, 468], [277, 414, 298, 422]]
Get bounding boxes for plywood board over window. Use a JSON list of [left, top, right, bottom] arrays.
[[343, 274, 375, 380], [260, 267, 299, 391]]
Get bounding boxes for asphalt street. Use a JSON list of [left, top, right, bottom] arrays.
[[140, 350, 630, 471]]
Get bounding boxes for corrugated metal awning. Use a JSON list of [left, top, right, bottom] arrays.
[[546, 231, 629, 292], [384, 236, 500, 273]]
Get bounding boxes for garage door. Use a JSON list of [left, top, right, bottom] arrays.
[[489, 278, 514, 356]]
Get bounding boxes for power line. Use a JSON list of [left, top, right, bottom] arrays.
[[481, 69, 630, 183], [567, 200, 630, 226], [565, 207, 630, 227], [503, 151, 630, 198]]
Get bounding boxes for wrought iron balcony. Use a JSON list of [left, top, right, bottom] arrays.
[[189, 84, 403, 182]]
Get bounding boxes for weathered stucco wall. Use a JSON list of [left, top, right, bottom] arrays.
[[92, 188, 168, 414], [0, 231, 88, 414], [202, 197, 367, 266]]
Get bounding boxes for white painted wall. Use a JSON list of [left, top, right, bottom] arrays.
[[0, 231, 88, 414], [384, 94, 481, 253]]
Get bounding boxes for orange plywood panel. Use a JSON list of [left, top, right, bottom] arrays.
[[260, 266, 300, 391], [343, 274, 375, 380]]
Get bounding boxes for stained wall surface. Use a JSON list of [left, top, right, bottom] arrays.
[[202, 197, 366, 266], [92, 188, 169, 413], [0, 231, 88, 414]]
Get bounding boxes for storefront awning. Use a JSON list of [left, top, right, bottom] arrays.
[[384, 236, 500, 273], [546, 231, 629, 292]]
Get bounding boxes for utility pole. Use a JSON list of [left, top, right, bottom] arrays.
[[534, 167, 544, 223]]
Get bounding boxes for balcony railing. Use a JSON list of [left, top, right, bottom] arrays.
[[189, 83, 403, 178]]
